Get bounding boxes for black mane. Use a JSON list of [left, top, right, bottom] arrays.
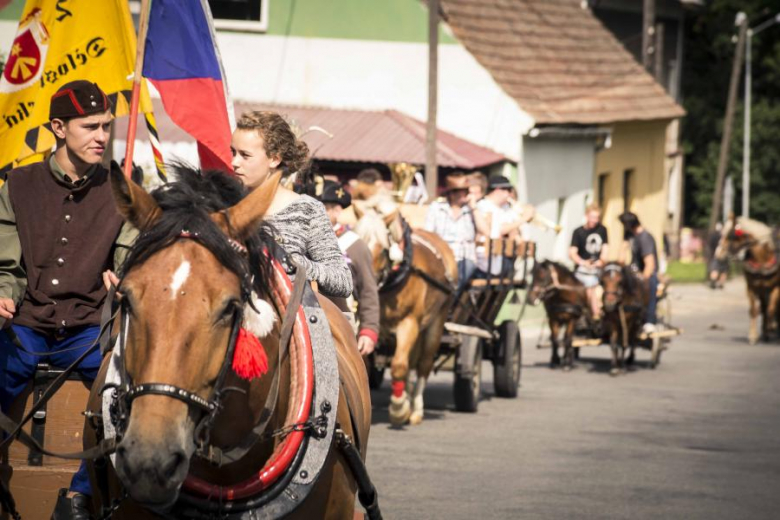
[[120, 164, 276, 300]]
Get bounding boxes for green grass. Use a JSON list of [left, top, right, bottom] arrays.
[[666, 261, 707, 283]]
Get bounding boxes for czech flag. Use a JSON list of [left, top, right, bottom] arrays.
[[143, 0, 234, 171]]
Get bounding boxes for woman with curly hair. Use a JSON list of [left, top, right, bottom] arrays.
[[231, 111, 352, 297]]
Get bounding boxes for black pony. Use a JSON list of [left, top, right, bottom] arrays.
[[527, 260, 588, 370]]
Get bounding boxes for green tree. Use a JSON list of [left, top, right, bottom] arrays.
[[683, 0, 780, 227]]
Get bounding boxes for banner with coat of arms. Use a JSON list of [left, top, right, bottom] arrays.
[[0, 0, 151, 179]]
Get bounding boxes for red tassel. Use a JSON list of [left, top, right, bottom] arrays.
[[232, 328, 269, 381]]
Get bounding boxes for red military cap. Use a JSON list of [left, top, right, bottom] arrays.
[[49, 80, 112, 120]]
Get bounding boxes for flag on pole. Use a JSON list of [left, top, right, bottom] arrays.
[[143, 0, 235, 172], [0, 0, 152, 180]]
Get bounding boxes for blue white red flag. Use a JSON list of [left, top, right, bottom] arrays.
[[143, 0, 234, 171]]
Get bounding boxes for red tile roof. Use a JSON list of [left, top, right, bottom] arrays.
[[116, 100, 507, 170], [440, 0, 685, 125]]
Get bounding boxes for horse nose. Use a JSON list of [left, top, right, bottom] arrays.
[[162, 451, 187, 480]]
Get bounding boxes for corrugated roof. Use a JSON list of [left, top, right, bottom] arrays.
[[116, 99, 507, 170], [440, 0, 685, 125]]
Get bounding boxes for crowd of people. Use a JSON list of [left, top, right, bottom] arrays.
[[0, 80, 667, 518]]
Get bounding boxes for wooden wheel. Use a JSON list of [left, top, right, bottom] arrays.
[[453, 336, 482, 413]]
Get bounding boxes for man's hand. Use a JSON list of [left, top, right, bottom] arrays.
[[357, 335, 376, 357], [0, 298, 16, 320], [102, 270, 120, 291]]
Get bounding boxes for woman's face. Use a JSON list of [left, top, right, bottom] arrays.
[[230, 129, 281, 189]]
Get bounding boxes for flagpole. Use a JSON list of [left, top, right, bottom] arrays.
[[124, 0, 152, 179]]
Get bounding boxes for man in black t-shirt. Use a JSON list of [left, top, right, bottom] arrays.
[[619, 212, 659, 333], [569, 203, 609, 318]]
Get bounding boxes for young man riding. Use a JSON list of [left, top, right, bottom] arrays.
[[619, 212, 659, 334], [319, 180, 380, 357], [0, 81, 136, 519], [569, 203, 609, 321]]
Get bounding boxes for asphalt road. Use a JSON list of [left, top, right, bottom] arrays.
[[364, 279, 780, 519]]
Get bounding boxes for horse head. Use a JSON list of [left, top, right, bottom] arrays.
[[717, 216, 774, 262], [600, 262, 625, 312], [526, 260, 553, 305], [353, 194, 406, 284], [108, 165, 280, 508]]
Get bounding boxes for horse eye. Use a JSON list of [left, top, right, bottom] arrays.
[[217, 300, 240, 324]]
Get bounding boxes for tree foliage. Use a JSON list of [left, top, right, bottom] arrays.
[[683, 0, 780, 227]]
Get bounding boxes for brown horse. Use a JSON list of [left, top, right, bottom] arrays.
[[600, 262, 648, 375], [716, 216, 780, 344], [526, 260, 588, 370], [83, 166, 372, 519], [353, 196, 456, 426]]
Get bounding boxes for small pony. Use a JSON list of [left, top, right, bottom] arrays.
[[600, 262, 648, 375], [715, 216, 780, 344], [526, 260, 587, 370]]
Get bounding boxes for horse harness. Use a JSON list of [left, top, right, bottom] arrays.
[[0, 231, 382, 520], [377, 217, 454, 296]]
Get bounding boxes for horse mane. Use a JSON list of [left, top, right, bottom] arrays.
[[353, 192, 399, 251], [736, 216, 774, 247], [542, 260, 574, 280], [120, 163, 276, 300]]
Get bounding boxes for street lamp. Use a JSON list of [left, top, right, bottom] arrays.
[[743, 13, 780, 219]]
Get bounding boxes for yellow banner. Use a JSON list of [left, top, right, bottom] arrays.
[[0, 0, 150, 170]]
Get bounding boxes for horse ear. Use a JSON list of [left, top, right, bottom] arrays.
[[216, 171, 282, 238], [110, 165, 161, 231]]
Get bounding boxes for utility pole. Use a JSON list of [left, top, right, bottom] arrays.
[[425, 0, 439, 199], [654, 22, 665, 86], [642, 0, 656, 72], [709, 13, 747, 235]]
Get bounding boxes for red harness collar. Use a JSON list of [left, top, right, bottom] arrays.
[[181, 259, 314, 501]]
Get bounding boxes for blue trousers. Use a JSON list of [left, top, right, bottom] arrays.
[[0, 325, 102, 496], [646, 274, 658, 325]]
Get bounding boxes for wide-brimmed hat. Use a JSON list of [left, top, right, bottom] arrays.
[[319, 180, 352, 208], [444, 175, 470, 193], [487, 175, 513, 191], [50, 80, 112, 120]]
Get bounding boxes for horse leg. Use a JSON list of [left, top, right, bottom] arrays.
[[549, 321, 561, 368], [563, 319, 576, 372], [388, 317, 419, 426], [747, 287, 760, 345], [609, 328, 621, 376], [410, 313, 445, 425]]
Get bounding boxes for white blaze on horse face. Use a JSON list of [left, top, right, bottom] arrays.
[[170, 259, 191, 299]]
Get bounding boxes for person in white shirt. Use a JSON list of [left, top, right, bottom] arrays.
[[475, 175, 521, 276], [424, 174, 486, 289]]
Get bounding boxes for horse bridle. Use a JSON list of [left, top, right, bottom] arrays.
[[107, 231, 251, 457], [602, 264, 624, 304]]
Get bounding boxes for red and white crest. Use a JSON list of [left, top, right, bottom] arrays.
[[1, 9, 49, 93]]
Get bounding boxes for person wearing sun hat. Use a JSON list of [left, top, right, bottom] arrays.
[[319, 180, 380, 357], [0, 80, 138, 519], [424, 172, 488, 289], [474, 174, 523, 276]]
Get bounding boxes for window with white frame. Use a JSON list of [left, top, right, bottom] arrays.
[[129, 1, 269, 33]]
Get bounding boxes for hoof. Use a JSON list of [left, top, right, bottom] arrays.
[[409, 411, 424, 425], [563, 365, 572, 372], [389, 393, 411, 426], [610, 368, 620, 377]]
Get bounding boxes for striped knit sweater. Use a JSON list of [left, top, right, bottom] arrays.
[[265, 195, 353, 298]]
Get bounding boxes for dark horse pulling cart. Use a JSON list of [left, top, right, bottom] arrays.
[[370, 238, 534, 413], [533, 262, 680, 372]]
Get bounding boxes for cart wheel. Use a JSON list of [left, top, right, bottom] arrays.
[[453, 336, 482, 413], [650, 334, 663, 368], [494, 320, 522, 398]]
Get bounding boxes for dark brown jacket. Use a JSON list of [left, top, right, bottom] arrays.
[[7, 160, 123, 333], [337, 228, 380, 342]]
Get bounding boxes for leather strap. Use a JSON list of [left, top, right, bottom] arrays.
[[204, 261, 309, 466]]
